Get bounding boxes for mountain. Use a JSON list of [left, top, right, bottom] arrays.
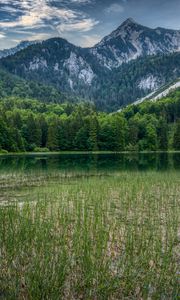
[[0, 19, 179, 111], [133, 78, 180, 105], [0, 37, 103, 90], [91, 18, 180, 69], [0, 68, 77, 104], [92, 52, 180, 111], [0, 40, 39, 59]]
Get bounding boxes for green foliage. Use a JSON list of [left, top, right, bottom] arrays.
[[173, 119, 180, 150], [0, 68, 77, 104], [0, 88, 179, 152], [0, 149, 8, 154], [34, 147, 49, 152], [158, 117, 168, 151]]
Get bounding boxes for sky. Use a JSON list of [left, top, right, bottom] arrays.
[[0, 0, 180, 50]]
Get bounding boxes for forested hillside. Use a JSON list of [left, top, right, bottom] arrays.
[[91, 52, 180, 111], [0, 20, 179, 112], [0, 68, 78, 104], [0, 88, 180, 153]]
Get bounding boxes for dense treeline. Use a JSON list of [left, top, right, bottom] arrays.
[[0, 89, 180, 153]]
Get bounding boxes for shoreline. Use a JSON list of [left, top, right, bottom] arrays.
[[1, 150, 180, 157]]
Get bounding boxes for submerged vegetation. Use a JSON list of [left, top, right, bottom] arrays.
[[0, 88, 180, 153], [0, 154, 180, 299]]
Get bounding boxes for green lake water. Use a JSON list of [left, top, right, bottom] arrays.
[[0, 152, 180, 174]]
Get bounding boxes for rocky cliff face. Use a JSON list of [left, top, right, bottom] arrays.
[[0, 19, 179, 111], [91, 18, 180, 68]]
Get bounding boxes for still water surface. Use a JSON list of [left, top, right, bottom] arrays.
[[0, 152, 180, 174]]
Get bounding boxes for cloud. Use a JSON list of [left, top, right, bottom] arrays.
[[80, 34, 101, 47], [0, 1, 77, 28], [0, 0, 99, 42], [0, 0, 100, 48], [0, 5, 21, 14], [0, 32, 6, 39], [70, 0, 93, 3], [105, 3, 125, 14], [57, 18, 99, 33], [27, 33, 55, 41]]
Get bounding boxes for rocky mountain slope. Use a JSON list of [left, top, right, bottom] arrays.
[[91, 18, 180, 69], [0, 18, 179, 111], [0, 41, 38, 59], [133, 78, 180, 105]]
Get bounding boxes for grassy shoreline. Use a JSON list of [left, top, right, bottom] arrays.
[[1, 150, 180, 157], [1, 169, 180, 299]]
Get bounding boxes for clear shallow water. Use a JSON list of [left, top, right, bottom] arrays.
[[0, 153, 180, 298], [0, 152, 180, 174]]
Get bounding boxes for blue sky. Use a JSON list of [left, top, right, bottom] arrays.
[[0, 0, 180, 50]]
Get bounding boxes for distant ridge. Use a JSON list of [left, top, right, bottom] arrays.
[[0, 19, 180, 111], [0, 40, 39, 59]]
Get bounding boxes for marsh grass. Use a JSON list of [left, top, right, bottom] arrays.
[[0, 170, 180, 299]]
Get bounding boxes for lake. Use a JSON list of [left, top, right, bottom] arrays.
[[1, 152, 180, 173], [0, 153, 180, 299]]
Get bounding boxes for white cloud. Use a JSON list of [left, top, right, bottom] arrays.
[[0, 5, 21, 14], [80, 34, 101, 47], [70, 0, 92, 3], [0, 32, 6, 39], [0, 1, 77, 28], [0, 0, 99, 39], [105, 3, 124, 14], [0, 0, 99, 47], [27, 33, 55, 41], [57, 18, 99, 33]]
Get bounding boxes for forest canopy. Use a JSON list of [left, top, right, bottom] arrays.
[[0, 88, 180, 153]]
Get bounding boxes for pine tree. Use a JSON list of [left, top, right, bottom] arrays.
[[158, 117, 168, 151], [39, 116, 48, 147], [88, 116, 98, 151], [127, 118, 139, 150], [145, 124, 158, 151], [26, 114, 41, 147], [47, 122, 59, 151], [112, 115, 126, 152], [173, 119, 180, 150]]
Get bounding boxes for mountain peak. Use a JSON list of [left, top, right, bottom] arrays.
[[122, 18, 137, 26], [93, 17, 180, 69], [117, 18, 145, 31]]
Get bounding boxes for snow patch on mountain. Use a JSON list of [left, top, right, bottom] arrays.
[[63, 52, 80, 75], [29, 57, 47, 70], [64, 52, 95, 85], [138, 75, 159, 90], [79, 68, 94, 85], [134, 79, 180, 106], [152, 80, 180, 100], [68, 78, 74, 90], [54, 63, 59, 71]]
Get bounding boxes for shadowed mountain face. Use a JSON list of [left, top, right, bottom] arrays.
[[0, 19, 180, 111], [91, 18, 180, 68], [0, 41, 38, 59]]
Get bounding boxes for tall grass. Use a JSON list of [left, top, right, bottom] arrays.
[[0, 170, 180, 299]]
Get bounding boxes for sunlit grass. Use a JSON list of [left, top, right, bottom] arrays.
[[0, 170, 180, 299]]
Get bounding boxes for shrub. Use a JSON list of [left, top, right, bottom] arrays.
[[34, 147, 50, 153]]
